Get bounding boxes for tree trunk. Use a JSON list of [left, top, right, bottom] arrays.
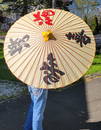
[[52, 0, 56, 8]]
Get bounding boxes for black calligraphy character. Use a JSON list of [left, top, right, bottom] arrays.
[[65, 29, 91, 47], [40, 53, 65, 85], [8, 34, 30, 56]]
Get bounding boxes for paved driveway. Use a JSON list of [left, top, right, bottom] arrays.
[[0, 77, 101, 130]]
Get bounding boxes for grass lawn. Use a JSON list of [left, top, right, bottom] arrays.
[[0, 39, 4, 43], [0, 31, 6, 43], [0, 43, 101, 81], [0, 31, 6, 36], [0, 44, 3, 59], [86, 54, 101, 75], [0, 44, 18, 81]]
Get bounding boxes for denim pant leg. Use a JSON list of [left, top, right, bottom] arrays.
[[24, 86, 48, 130], [24, 102, 33, 130], [24, 86, 34, 130], [31, 88, 48, 130]]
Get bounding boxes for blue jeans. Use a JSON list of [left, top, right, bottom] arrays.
[[24, 86, 48, 130]]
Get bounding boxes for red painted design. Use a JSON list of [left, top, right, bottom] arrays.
[[33, 10, 55, 25]]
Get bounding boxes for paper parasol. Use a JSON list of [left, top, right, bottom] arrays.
[[4, 9, 96, 89]]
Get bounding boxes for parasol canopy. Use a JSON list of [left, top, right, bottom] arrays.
[[4, 9, 96, 89]]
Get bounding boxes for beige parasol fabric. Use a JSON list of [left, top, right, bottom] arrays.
[[4, 9, 96, 89]]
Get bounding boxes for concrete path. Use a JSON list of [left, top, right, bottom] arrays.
[[0, 77, 101, 130]]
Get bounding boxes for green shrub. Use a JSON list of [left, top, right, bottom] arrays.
[[89, 16, 99, 34], [84, 15, 88, 24]]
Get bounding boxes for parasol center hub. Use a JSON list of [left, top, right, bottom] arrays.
[[42, 30, 55, 42]]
